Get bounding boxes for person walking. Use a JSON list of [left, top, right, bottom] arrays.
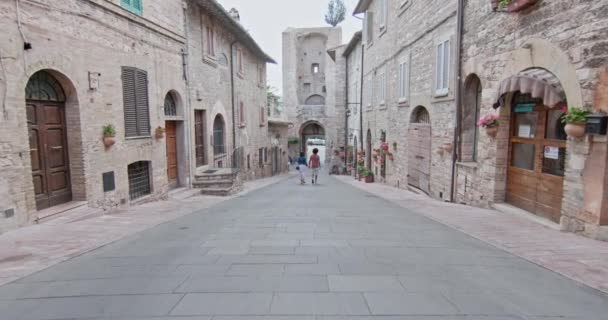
[[296, 152, 308, 185], [309, 148, 321, 185]]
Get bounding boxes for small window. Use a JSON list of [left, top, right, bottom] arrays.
[[312, 63, 320, 74], [260, 106, 265, 126], [122, 67, 150, 137], [121, 0, 142, 15], [363, 11, 374, 45], [128, 161, 151, 200], [259, 148, 263, 168], [164, 92, 177, 116], [239, 101, 246, 127], [436, 39, 451, 95], [303, 83, 311, 93], [237, 48, 244, 74], [398, 62, 409, 100], [258, 64, 265, 84]]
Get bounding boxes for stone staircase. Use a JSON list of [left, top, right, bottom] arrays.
[[193, 168, 240, 196]]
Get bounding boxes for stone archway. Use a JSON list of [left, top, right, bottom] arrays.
[[299, 121, 325, 152], [25, 70, 84, 210]]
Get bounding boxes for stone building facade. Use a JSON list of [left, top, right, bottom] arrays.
[[0, 0, 274, 233], [342, 32, 363, 172], [0, 0, 187, 233], [458, 0, 608, 240], [184, 0, 275, 182], [354, 0, 458, 197], [351, 0, 608, 240], [282, 27, 345, 161]]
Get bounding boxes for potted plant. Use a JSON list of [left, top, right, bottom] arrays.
[[361, 168, 374, 183], [102, 124, 116, 148], [561, 107, 589, 138], [477, 114, 500, 138], [155, 126, 165, 139]]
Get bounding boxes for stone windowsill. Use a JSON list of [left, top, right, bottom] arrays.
[[457, 161, 478, 169], [203, 55, 218, 67], [398, 99, 410, 108]]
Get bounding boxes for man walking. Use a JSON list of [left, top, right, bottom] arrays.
[[309, 148, 321, 184]]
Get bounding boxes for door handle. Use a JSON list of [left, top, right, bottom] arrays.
[[50, 146, 62, 150]]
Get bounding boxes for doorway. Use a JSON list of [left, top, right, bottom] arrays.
[[366, 129, 372, 171], [507, 93, 566, 222], [408, 106, 431, 194], [165, 121, 178, 188], [26, 71, 72, 210]]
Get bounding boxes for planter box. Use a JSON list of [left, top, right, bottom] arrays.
[[492, 0, 539, 12], [365, 176, 374, 183]]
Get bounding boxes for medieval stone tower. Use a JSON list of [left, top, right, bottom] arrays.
[[282, 27, 344, 160]]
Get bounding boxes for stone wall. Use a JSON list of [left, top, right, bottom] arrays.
[[460, 0, 608, 239], [0, 0, 186, 233], [359, 0, 458, 199]]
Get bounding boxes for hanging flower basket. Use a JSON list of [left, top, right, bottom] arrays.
[[478, 114, 500, 138]]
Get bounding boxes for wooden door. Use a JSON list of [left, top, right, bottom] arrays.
[[408, 123, 431, 194], [507, 101, 566, 222], [27, 101, 72, 210], [165, 121, 178, 187], [194, 110, 207, 167]]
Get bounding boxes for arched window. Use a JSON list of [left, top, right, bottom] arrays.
[[461, 74, 481, 162], [213, 115, 225, 155], [411, 106, 430, 124], [164, 92, 177, 116], [305, 94, 325, 105], [26, 71, 66, 102]]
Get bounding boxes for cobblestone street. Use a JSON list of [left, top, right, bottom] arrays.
[[0, 175, 606, 319]]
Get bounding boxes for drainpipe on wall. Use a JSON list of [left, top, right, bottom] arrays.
[[230, 41, 238, 152], [182, 3, 194, 188], [359, 45, 365, 156], [344, 54, 349, 173], [450, 0, 465, 202]]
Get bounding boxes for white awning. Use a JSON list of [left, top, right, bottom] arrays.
[[493, 68, 567, 109]]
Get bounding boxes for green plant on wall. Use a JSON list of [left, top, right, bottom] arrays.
[[102, 124, 116, 137], [499, 0, 512, 8], [288, 137, 299, 144], [561, 107, 590, 124]]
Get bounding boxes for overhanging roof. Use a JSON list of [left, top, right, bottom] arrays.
[[192, 0, 276, 63], [342, 31, 362, 57], [353, 0, 372, 14]]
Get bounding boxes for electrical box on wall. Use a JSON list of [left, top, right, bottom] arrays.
[[585, 113, 608, 135]]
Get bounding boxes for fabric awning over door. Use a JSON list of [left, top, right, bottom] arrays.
[[493, 68, 567, 109]]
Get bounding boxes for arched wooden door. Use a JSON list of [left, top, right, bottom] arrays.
[[408, 106, 431, 194], [26, 71, 72, 210], [164, 92, 178, 188]]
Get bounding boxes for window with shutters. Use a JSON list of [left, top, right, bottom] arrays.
[[205, 25, 215, 57], [379, 0, 388, 32], [435, 39, 451, 96], [260, 106, 266, 126], [258, 64, 265, 86], [121, 0, 142, 15], [398, 60, 409, 103], [363, 11, 374, 45], [258, 148, 263, 168], [367, 75, 374, 108], [461, 74, 482, 162], [239, 101, 246, 127], [378, 71, 386, 107], [237, 48, 244, 75], [122, 67, 150, 138]]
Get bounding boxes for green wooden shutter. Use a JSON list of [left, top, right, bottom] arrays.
[[121, 0, 142, 15], [134, 69, 150, 136], [122, 67, 138, 137]]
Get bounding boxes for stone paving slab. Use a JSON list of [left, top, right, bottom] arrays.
[[0, 174, 292, 286], [335, 176, 608, 294]]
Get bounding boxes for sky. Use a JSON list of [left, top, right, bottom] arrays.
[[218, 0, 363, 95]]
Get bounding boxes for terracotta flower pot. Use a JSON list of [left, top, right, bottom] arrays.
[[565, 122, 586, 138], [507, 0, 539, 12], [103, 136, 116, 148], [155, 131, 165, 139], [485, 126, 499, 138]]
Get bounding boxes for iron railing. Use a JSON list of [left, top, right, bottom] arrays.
[[211, 146, 244, 173]]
